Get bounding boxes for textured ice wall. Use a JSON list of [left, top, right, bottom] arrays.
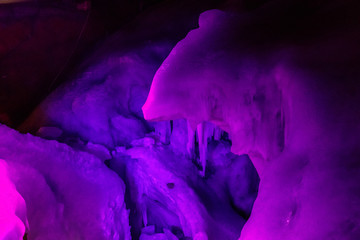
[[143, 3, 360, 240], [20, 43, 168, 148], [102, 111, 260, 239], [0, 124, 130, 240], [110, 131, 258, 240], [20, 0, 222, 149], [16, 3, 261, 238]]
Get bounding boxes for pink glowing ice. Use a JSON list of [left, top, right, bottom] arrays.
[[143, 7, 360, 240], [0, 125, 130, 239], [0, 160, 27, 240]]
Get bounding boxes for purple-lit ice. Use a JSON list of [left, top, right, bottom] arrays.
[[0, 125, 130, 240], [143, 7, 360, 240], [1, 0, 359, 239]]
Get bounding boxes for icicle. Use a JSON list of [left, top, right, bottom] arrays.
[[188, 121, 219, 177], [186, 120, 195, 159], [197, 123, 206, 177], [198, 122, 218, 177], [197, 122, 222, 177]]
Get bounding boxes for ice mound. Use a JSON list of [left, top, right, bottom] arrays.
[[20, 43, 168, 148], [0, 124, 130, 239], [0, 159, 27, 240]]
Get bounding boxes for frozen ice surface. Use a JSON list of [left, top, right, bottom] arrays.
[[7, 1, 358, 239], [0, 124, 130, 240], [36, 126, 63, 139], [111, 131, 258, 240], [21, 43, 166, 148], [0, 159, 27, 240], [19, 0, 217, 149], [154, 121, 172, 145], [143, 5, 360, 240], [1, 1, 271, 240], [85, 142, 112, 162]]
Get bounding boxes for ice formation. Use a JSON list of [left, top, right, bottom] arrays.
[[20, 44, 164, 148], [143, 5, 360, 240], [9, 2, 261, 239], [109, 120, 258, 239], [19, 0, 220, 149], [1, 112, 259, 240], [0, 160, 27, 240], [0, 124, 130, 240], [1, 0, 358, 239]]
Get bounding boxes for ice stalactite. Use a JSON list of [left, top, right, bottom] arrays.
[[185, 120, 225, 177], [196, 122, 222, 177], [196, 123, 207, 177], [155, 119, 224, 179], [186, 120, 196, 160]]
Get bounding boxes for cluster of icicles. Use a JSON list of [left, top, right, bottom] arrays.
[[155, 120, 228, 177]]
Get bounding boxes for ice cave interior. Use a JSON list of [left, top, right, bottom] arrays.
[[0, 0, 359, 239]]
